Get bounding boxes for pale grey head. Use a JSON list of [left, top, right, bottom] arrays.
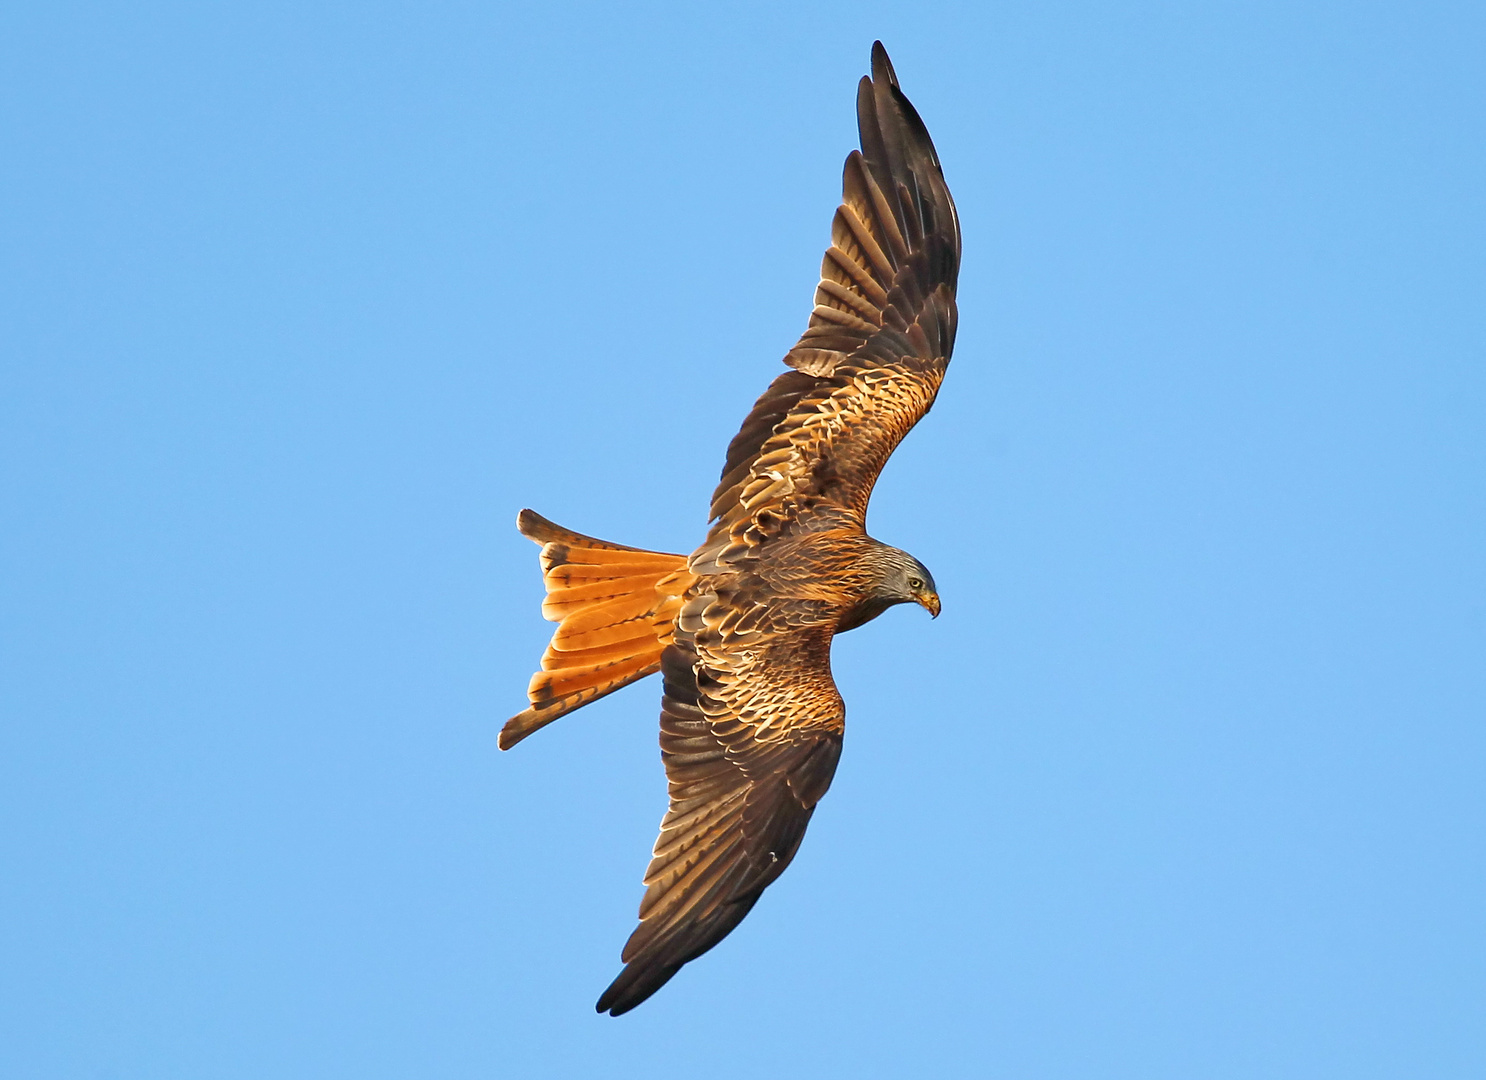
[[839, 543, 941, 632]]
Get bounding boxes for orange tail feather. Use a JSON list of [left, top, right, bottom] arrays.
[[501, 510, 694, 750]]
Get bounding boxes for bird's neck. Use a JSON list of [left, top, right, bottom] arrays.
[[836, 594, 900, 633]]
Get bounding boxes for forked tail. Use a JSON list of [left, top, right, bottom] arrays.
[[501, 510, 694, 750]]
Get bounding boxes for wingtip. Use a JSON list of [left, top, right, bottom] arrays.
[[594, 962, 680, 1017], [594, 977, 628, 1017], [595, 994, 634, 1018], [870, 41, 898, 87]]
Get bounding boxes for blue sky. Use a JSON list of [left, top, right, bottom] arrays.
[[2, 2, 1483, 1077]]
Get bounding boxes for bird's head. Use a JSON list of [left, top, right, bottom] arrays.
[[900, 556, 941, 619], [856, 544, 941, 622]]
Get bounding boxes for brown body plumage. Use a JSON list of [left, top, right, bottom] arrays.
[[503, 43, 960, 1015]]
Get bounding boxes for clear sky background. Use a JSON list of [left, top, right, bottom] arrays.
[[3, 2, 1483, 1077]]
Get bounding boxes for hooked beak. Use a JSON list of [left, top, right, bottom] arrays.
[[920, 592, 941, 619]]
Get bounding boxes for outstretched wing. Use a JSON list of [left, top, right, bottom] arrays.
[[696, 41, 960, 575], [595, 597, 844, 1016]]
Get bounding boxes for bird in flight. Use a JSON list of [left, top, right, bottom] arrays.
[[503, 42, 960, 1016]]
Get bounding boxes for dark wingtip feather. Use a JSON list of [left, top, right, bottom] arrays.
[[595, 962, 684, 1017], [871, 41, 898, 88], [856, 75, 886, 177]]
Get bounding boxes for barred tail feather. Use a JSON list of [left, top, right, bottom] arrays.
[[501, 510, 693, 750]]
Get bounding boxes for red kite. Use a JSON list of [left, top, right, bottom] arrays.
[[504, 42, 960, 1015]]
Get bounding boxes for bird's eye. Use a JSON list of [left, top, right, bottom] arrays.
[[908, 577, 923, 590]]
